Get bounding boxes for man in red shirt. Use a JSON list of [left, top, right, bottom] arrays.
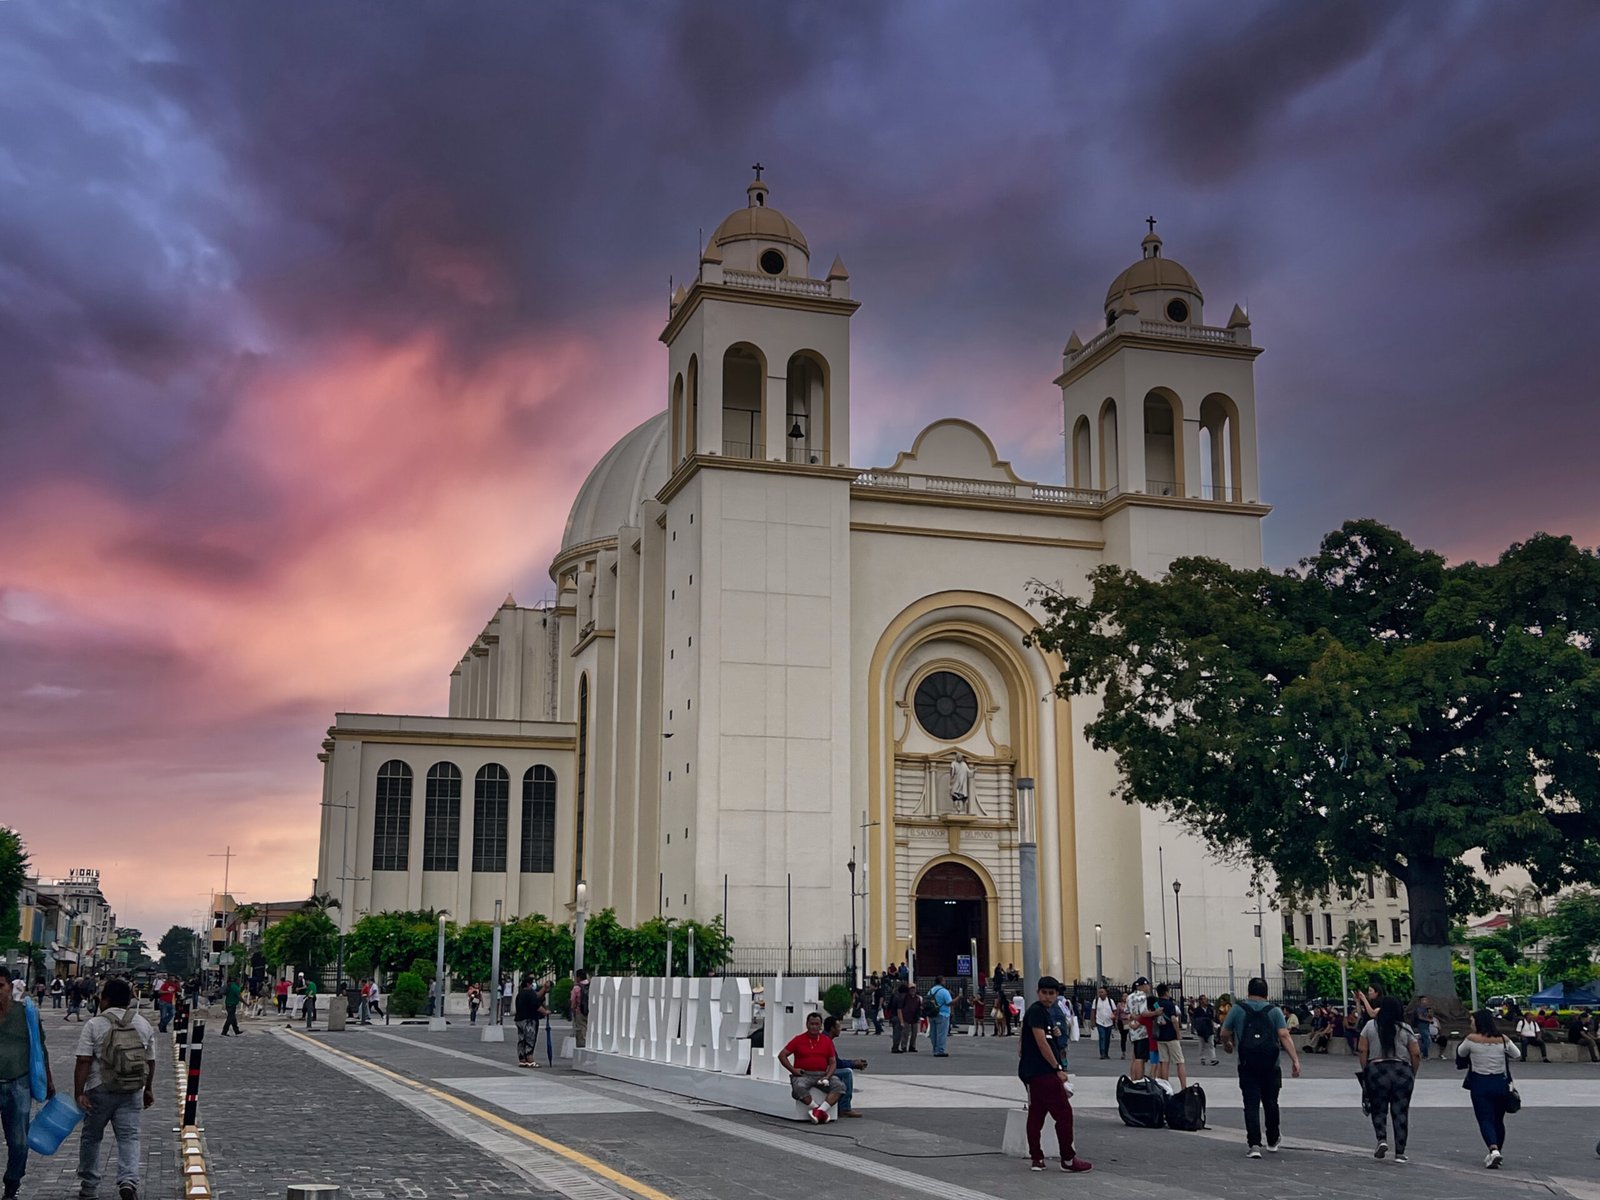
[[156, 978, 179, 1033], [779, 1012, 843, 1124]]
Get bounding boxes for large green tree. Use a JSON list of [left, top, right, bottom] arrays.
[[0, 827, 29, 944], [1029, 521, 1600, 1014], [344, 910, 450, 980], [1542, 888, 1600, 984], [158, 925, 197, 976], [262, 910, 338, 976]]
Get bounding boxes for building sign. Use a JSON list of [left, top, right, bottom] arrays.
[[956, 954, 973, 978]]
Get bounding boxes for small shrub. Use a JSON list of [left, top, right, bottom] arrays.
[[391, 971, 428, 1017], [822, 984, 851, 1019]]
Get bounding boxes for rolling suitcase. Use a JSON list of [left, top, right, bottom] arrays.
[[1116, 1075, 1167, 1128], [1164, 1083, 1208, 1131]]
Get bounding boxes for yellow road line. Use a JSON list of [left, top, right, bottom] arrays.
[[283, 1030, 677, 1200]]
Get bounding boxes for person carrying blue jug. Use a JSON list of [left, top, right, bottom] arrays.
[[0, 964, 59, 1200]]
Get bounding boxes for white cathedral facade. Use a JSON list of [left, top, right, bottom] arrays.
[[316, 175, 1283, 987]]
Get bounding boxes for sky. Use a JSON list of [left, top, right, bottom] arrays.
[[2, 1, 1598, 943]]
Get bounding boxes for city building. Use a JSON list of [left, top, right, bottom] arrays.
[[1283, 873, 1412, 955], [23, 867, 117, 976], [316, 177, 1283, 985]]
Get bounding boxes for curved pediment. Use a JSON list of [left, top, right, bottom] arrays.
[[882, 419, 1024, 483]]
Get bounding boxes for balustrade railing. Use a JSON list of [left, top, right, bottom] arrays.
[[852, 470, 1106, 506], [721, 439, 765, 460], [1203, 482, 1242, 502], [722, 269, 833, 298], [1145, 478, 1180, 497], [786, 444, 823, 465], [1138, 319, 1236, 344]]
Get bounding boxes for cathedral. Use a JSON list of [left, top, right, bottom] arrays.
[[315, 174, 1281, 987]]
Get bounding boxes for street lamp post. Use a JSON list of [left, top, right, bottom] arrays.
[[1094, 924, 1103, 986], [574, 881, 588, 976], [1016, 778, 1040, 1004], [1467, 946, 1479, 1012], [1172, 880, 1184, 1001], [482, 899, 505, 1043], [1227, 948, 1236, 998], [847, 853, 859, 989], [1338, 948, 1349, 1016], [430, 913, 448, 1032], [1145, 931, 1153, 986]]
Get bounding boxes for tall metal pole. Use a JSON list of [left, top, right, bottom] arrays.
[[666, 935, 674, 979], [1094, 924, 1103, 986], [482, 899, 505, 1042], [1145, 931, 1153, 986], [687, 926, 696, 977], [786, 873, 793, 975], [1256, 889, 1267, 982], [1016, 778, 1040, 1006], [430, 913, 447, 1032], [1158, 845, 1170, 979], [1338, 949, 1349, 1015], [1468, 947, 1479, 1012], [1227, 948, 1236, 998], [847, 853, 858, 990], [574, 881, 588, 976], [1172, 879, 1184, 1001]]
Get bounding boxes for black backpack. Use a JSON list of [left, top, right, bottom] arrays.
[[1164, 1083, 1208, 1131], [1238, 1003, 1280, 1068]]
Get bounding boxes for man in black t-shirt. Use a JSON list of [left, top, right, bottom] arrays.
[[1153, 983, 1189, 1088], [1018, 976, 1092, 1174]]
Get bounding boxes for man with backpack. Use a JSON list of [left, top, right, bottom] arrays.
[[927, 977, 954, 1057], [1219, 977, 1301, 1159], [73, 977, 155, 1200]]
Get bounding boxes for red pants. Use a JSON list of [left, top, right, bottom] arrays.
[[1025, 1073, 1074, 1161]]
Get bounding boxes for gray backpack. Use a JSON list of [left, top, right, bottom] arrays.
[[100, 1010, 149, 1092]]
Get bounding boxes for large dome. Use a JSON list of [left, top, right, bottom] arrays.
[[559, 412, 670, 557], [1105, 231, 1202, 307]]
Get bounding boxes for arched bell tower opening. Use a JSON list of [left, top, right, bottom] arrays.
[[914, 860, 990, 978], [784, 351, 828, 464], [1143, 389, 1184, 496], [721, 343, 765, 459], [1098, 398, 1120, 491], [1071, 415, 1091, 489], [1199, 392, 1240, 502]]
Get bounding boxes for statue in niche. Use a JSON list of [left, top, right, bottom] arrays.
[[949, 752, 972, 814]]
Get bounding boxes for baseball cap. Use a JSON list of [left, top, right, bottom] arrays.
[[1133, 976, 1149, 986]]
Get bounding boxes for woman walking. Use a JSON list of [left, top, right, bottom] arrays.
[[1358, 996, 1420, 1162], [1114, 991, 1130, 1058], [1456, 1008, 1520, 1169]]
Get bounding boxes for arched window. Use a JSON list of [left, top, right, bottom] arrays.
[[721, 344, 764, 459], [784, 352, 827, 464], [372, 760, 412, 872], [422, 762, 462, 872], [1098, 399, 1120, 491], [1071, 416, 1092, 489], [1143, 390, 1182, 496], [521, 765, 557, 873], [671, 372, 685, 465], [574, 675, 590, 889], [1199, 393, 1241, 502], [472, 764, 509, 872], [686, 354, 699, 460]]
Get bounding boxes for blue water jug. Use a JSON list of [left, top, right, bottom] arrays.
[[27, 1094, 83, 1156]]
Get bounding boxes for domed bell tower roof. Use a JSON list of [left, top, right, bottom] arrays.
[[709, 171, 810, 255], [1104, 227, 1202, 308]]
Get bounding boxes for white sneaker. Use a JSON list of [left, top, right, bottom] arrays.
[[1394, 1154, 1409, 1164], [1246, 1147, 1262, 1159], [1485, 1149, 1502, 1169]]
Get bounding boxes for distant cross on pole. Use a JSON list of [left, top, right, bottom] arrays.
[[1146, 214, 1157, 233], [751, 161, 764, 180], [208, 845, 236, 981]]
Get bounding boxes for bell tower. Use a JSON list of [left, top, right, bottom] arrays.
[[662, 170, 858, 469], [1058, 225, 1262, 507], [653, 173, 861, 951]]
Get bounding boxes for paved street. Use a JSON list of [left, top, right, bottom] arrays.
[[143, 1005, 1600, 1200]]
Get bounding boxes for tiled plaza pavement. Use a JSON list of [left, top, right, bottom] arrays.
[[268, 1015, 1600, 1200], [73, 1005, 1600, 1200], [24, 1001, 177, 1200], [190, 1014, 558, 1199]]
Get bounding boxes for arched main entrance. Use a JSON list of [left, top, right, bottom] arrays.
[[914, 861, 988, 979]]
